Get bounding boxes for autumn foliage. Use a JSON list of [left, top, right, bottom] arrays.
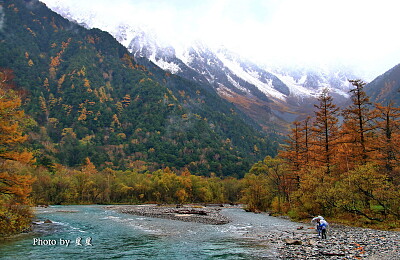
[[0, 69, 35, 236], [31, 162, 243, 206], [275, 80, 400, 227], [1, 0, 399, 234]]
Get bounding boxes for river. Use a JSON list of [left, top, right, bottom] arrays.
[[0, 205, 303, 259]]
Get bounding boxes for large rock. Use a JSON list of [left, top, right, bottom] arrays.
[[284, 238, 302, 245]]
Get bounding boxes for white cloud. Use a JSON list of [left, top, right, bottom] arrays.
[[40, 0, 400, 79]]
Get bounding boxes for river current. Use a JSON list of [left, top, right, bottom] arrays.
[[0, 205, 302, 259]]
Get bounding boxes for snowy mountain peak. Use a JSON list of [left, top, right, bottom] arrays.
[[39, 1, 360, 126]]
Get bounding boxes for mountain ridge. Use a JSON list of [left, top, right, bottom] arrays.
[[0, 0, 278, 177], [365, 63, 400, 105], [39, 3, 359, 128], [126, 28, 358, 128]]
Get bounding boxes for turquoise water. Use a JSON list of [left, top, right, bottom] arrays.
[[0, 206, 301, 259]]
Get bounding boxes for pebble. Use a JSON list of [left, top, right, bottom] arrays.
[[256, 224, 400, 259]]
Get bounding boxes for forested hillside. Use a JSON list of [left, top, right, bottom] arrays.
[[365, 63, 400, 105], [0, 0, 278, 177], [2, 0, 398, 237]]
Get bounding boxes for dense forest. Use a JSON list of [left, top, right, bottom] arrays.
[[0, 0, 278, 178], [2, 73, 399, 235], [276, 80, 400, 228], [0, 0, 399, 236], [0, 0, 276, 235]]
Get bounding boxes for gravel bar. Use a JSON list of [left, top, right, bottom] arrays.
[[105, 205, 230, 225]]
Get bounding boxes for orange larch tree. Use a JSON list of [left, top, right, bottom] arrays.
[[341, 80, 375, 167], [301, 116, 312, 167], [0, 69, 35, 236], [311, 89, 340, 175], [279, 120, 305, 191], [372, 102, 400, 177]]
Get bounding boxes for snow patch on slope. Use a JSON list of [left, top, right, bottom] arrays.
[[216, 53, 286, 100], [227, 75, 249, 93], [273, 72, 318, 97], [175, 48, 194, 66], [270, 68, 352, 99], [150, 57, 182, 74]]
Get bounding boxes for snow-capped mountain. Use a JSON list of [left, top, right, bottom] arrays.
[[269, 66, 353, 98], [41, 1, 359, 128], [126, 28, 356, 126], [125, 28, 355, 100], [131, 34, 288, 101]]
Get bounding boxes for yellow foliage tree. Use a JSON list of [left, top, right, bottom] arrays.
[[0, 69, 35, 236]]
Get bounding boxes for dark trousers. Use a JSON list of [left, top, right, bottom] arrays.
[[321, 228, 327, 239]]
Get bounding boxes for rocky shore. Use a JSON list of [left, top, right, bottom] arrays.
[[105, 204, 230, 225], [106, 205, 399, 259], [255, 223, 400, 259]]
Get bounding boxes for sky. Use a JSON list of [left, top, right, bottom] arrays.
[[40, 0, 400, 80]]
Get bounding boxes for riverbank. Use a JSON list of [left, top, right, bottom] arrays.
[[246, 220, 400, 259], [106, 205, 400, 258], [105, 204, 231, 225]]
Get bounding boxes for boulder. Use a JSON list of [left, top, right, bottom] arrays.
[[284, 238, 303, 245]]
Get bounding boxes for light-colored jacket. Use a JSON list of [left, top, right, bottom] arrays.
[[319, 219, 329, 229]]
